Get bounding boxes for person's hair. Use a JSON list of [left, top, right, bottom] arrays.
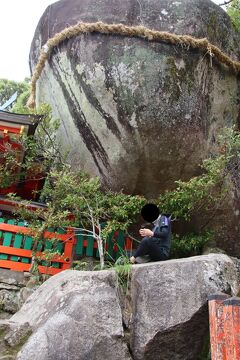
[[141, 203, 159, 222]]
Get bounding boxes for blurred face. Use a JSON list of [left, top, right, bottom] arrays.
[[141, 203, 159, 222]]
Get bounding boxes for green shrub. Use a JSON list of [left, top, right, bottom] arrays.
[[170, 231, 214, 259]]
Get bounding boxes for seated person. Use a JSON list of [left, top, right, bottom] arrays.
[[130, 203, 171, 264]]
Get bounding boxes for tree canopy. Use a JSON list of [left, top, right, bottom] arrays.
[[226, 0, 240, 31], [0, 78, 30, 110]]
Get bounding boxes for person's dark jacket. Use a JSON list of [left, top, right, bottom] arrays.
[[152, 214, 171, 257]]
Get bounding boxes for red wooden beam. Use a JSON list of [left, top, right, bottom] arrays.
[[223, 297, 240, 360], [208, 293, 231, 360], [0, 198, 47, 213], [0, 246, 70, 264], [37, 265, 64, 275], [0, 259, 30, 272], [0, 125, 23, 134], [0, 259, 66, 275], [0, 223, 74, 241]]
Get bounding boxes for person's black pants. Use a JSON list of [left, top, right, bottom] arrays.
[[135, 236, 168, 261]]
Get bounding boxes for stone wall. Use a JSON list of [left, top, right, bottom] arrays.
[[0, 269, 39, 319]]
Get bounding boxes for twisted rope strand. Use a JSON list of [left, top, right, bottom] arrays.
[[27, 21, 240, 108]]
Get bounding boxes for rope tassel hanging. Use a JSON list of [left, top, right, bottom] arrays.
[[27, 21, 240, 109]]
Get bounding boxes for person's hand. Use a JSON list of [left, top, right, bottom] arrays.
[[130, 256, 136, 264], [139, 228, 154, 237]]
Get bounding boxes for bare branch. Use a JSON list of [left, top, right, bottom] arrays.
[[219, 0, 233, 6]]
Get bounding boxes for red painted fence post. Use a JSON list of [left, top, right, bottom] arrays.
[[223, 297, 240, 360], [208, 293, 231, 360]]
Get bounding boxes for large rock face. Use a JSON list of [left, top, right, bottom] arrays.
[[130, 254, 240, 360], [12, 270, 131, 360], [30, 0, 240, 196], [30, 0, 240, 254]]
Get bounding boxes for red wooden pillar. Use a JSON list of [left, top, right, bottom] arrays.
[[208, 293, 231, 360], [61, 228, 75, 270], [223, 297, 240, 360]]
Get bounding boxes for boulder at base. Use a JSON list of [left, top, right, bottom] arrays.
[[7, 254, 240, 360], [12, 270, 131, 360], [130, 254, 240, 360]]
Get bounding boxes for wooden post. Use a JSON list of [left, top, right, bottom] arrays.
[[223, 297, 240, 360], [208, 293, 231, 360]]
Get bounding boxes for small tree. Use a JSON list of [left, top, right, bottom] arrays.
[[0, 103, 63, 191], [9, 125, 240, 269], [13, 168, 145, 270]]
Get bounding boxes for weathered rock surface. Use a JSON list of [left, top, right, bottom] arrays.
[[0, 270, 39, 317], [0, 319, 31, 359], [30, 0, 239, 196], [4, 254, 239, 359], [30, 0, 240, 254], [11, 270, 131, 360], [30, 0, 240, 196], [130, 254, 240, 360]]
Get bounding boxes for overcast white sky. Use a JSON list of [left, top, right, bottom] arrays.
[[0, 0, 56, 81], [0, 0, 223, 82]]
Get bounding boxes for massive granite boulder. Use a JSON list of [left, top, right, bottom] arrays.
[[30, 0, 240, 196], [30, 0, 240, 254]]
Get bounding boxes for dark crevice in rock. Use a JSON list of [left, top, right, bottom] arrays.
[[143, 303, 210, 360], [61, 34, 135, 136], [50, 55, 111, 175], [117, 284, 133, 356], [103, 63, 134, 135], [237, 104, 240, 131], [68, 57, 122, 140], [123, 327, 133, 359]]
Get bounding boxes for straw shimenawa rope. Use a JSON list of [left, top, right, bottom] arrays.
[[27, 21, 240, 108]]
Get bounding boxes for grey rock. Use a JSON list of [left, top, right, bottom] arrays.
[[11, 270, 131, 360], [0, 291, 19, 314], [25, 277, 40, 289], [30, 0, 240, 255], [202, 246, 227, 255], [0, 320, 17, 359], [23, 272, 31, 279], [4, 323, 31, 348], [30, 0, 240, 197], [0, 285, 19, 292], [0, 313, 11, 320], [4, 255, 240, 359], [0, 320, 10, 333], [17, 288, 35, 309], [0, 270, 40, 316], [130, 254, 240, 360], [0, 270, 26, 288]]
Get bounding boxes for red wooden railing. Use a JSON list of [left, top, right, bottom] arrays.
[[0, 218, 134, 275], [0, 219, 75, 275]]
